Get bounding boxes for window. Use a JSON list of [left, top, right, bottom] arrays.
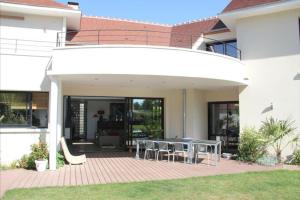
[[206, 40, 238, 58], [0, 91, 49, 128], [208, 102, 239, 153]]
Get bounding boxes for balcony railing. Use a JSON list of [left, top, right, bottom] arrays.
[[0, 38, 55, 57], [57, 30, 242, 59]]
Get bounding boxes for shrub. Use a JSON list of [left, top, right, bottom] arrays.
[[56, 151, 65, 168], [260, 117, 298, 163], [238, 127, 268, 162], [18, 155, 29, 169], [291, 150, 300, 165], [26, 142, 49, 169]]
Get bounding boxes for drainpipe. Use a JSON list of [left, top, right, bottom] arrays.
[[183, 89, 187, 138]]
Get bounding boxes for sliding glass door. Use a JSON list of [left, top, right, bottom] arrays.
[[127, 98, 164, 146], [208, 102, 239, 153]]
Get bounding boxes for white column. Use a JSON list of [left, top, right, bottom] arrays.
[[182, 89, 187, 138], [49, 78, 61, 170], [56, 83, 63, 151]]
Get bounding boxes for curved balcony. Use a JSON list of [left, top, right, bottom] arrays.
[[49, 44, 247, 89]]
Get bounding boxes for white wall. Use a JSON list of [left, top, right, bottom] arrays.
[[237, 9, 300, 157], [0, 12, 64, 91], [0, 12, 64, 165], [185, 88, 239, 140], [185, 89, 207, 139], [0, 129, 50, 165]]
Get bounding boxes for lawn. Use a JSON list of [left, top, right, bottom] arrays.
[[2, 170, 300, 200]]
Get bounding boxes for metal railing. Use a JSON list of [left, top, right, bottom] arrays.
[[57, 29, 242, 59], [0, 38, 56, 56]]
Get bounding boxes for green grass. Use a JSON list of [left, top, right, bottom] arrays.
[[2, 170, 300, 200]]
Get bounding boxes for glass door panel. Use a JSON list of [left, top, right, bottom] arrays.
[[208, 102, 239, 153], [127, 98, 164, 146]]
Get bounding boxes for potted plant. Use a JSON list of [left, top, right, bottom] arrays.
[[31, 143, 49, 172]]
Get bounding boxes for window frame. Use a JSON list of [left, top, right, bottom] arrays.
[[206, 39, 238, 58], [0, 91, 49, 128]]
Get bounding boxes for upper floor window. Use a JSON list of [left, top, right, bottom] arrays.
[[206, 40, 238, 58], [0, 91, 49, 128]]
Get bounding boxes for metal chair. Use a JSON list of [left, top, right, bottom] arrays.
[[170, 143, 188, 163], [144, 141, 157, 160], [194, 144, 211, 165], [156, 142, 171, 162]]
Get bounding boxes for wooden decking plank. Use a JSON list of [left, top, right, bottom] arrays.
[[111, 153, 137, 182], [104, 152, 123, 183], [88, 153, 106, 184], [74, 164, 83, 185], [82, 156, 93, 184], [94, 153, 113, 183], [64, 164, 71, 186], [79, 163, 88, 185]]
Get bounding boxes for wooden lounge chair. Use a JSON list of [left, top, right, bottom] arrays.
[[60, 137, 86, 165]]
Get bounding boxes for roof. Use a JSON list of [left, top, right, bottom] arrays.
[[68, 16, 172, 46], [0, 0, 72, 9], [80, 16, 171, 30], [172, 17, 221, 36], [67, 16, 226, 48], [222, 0, 282, 13]]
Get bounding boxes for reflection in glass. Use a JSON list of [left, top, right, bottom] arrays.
[[131, 99, 164, 140], [0, 92, 30, 126]]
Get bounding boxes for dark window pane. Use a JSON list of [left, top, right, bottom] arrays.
[[206, 40, 238, 58], [226, 41, 238, 58], [0, 92, 30, 126], [32, 92, 49, 128], [209, 43, 225, 54]]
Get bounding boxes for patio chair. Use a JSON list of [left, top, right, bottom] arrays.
[[170, 143, 188, 163], [156, 142, 171, 162], [194, 144, 210, 165], [144, 141, 157, 160], [61, 137, 86, 165]]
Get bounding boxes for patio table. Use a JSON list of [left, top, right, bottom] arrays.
[[135, 138, 222, 166]]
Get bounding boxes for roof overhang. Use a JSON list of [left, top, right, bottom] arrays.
[[219, 0, 300, 31], [0, 2, 82, 30]]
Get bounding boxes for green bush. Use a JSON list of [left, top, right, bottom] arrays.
[[25, 143, 49, 169], [18, 155, 29, 169], [238, 128, 268, 162], [56, 151, 65, 168], [291, 150, 300, 165], [260, 117, 297, 163]]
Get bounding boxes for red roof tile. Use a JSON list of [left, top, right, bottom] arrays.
[[0, 0, 72, 9], [68, 16, 172, 46], [222, 0, 282, 13], [67, 16, 227, 48], [170, 18, 221, 48]]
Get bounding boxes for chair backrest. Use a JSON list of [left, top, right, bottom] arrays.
[[61, 137, 72, 158], [145, 141, 155, 149], [158, 142, 168, 150], [174, 143, 185, 151], [196, 144, 208, 153]]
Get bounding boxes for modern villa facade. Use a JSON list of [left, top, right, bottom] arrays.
[[0, 0, 299, 170]]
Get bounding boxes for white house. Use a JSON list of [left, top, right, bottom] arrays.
[[0, 0, 299, 170]]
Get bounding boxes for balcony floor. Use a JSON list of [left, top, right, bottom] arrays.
[[1, 152, 299, 197]]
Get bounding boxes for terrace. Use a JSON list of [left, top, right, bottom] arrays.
[[1, 151, 298, 198]]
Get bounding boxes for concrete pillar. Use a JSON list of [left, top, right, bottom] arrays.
[[49, 78, 62, 170]]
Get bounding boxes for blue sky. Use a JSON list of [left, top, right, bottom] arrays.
[[59, 0, 231, 24]]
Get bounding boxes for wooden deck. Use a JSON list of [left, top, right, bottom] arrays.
[[1, 152, 298, 197]]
